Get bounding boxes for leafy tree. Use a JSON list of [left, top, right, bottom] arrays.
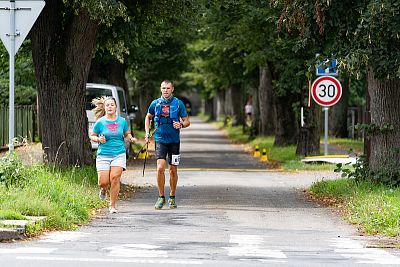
[[273, 0, 400, 172], [30, 0, 197, 166], [190, 1, 249, 126], [89, 1, 199, 127], [0, 41, 36, 105], [30, 0, 127, 166], [131, 32, 194, 127], [188, 1, 319, 150]]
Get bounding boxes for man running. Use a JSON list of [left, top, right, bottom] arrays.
[[144, 80, 190, 209]]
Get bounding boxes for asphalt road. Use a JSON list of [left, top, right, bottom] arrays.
[[1, 117, 400, 266]]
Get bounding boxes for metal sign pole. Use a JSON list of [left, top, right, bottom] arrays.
[[324, 107, 329, 155], [8, 0, 15, 151], [0, 0, 45, 151]]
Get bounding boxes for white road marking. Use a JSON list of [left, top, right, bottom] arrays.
[[331, 237, 400, 265], [222, 235, 287, 260], [0, 247, 56, 254], [16, 256, 203, 265], [39, 231, 89, 243], [240, 259, 287, 263], [103, 244, 168, 258]]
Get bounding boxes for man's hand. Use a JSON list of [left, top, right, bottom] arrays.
[[144, 133, 150, 144], [173, 121, 182, 129]]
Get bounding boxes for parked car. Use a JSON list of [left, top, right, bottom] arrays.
[[85, 83, 137, 157]]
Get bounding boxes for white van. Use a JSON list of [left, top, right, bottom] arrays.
[[85, 83, 131, 156]]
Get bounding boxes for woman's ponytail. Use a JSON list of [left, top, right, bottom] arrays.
[[91, 97, 106, 120]]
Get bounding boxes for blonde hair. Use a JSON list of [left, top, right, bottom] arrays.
[[91, 96, 117, 120], [91, 97, 105, 120]]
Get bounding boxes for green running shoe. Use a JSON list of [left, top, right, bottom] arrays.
[[154, 197, 165, 210], [168, 197, 177, 209]]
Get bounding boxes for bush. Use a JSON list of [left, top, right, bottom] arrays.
[[0, 152, 28, 188], [335, 153, 400, 187]]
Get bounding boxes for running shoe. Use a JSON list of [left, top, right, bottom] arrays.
[[109, 207, 118, 214], [168, 197, 177, 209], [154, 197, 165, 210], [99, 188, 107, 200]]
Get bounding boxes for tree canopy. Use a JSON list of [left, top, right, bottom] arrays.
[[0, 42, 36, 105]]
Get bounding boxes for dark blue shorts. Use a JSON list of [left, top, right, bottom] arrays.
[[155, 142, 180, 165]]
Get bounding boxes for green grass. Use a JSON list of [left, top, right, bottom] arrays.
[[212, 121, 361, 171], [133, 126, 146, 139], [0, 158, 106, 234], [310, 178, 400, 236], [0, 210, 27, 220], [327, 137, 364, 154]]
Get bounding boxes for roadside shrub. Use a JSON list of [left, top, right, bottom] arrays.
[[0, 152, 28, 188], [371, 148, 400, 187], [335, 152, 400, 187], [335, 155, 369, 182], [371, 167, 400, 187]]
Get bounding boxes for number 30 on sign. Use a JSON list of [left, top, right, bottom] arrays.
[[311, 76, 342, 107]]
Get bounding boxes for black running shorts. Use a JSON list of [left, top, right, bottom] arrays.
[[155, 142, 180, 165]]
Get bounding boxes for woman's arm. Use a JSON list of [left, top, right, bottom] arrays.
[[124, 132, 137, 143]]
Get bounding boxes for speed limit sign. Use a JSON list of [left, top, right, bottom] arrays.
[[311, 76, 342, 106]]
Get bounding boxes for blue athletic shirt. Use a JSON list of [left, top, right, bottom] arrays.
[[93, 116, 129, 156], [148, 97, 187, 144]]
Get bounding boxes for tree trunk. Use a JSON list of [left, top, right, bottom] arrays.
[[226, 83, 244, 126], [135, 80, 154, 128], [216, 90, 225, 121], [224, 87, 232, 126], [206, 97, 215, 121], [274, 92, 298, 146], [364, 86, 371, 161], [31, 3, 98, 166], [250, 70, 260, 138], [258, 64, 275, 135], [89, 58, 129, 104], [296, 100, 322, 156], [367, 69, 400, 172], [329, 76, 349, 137]]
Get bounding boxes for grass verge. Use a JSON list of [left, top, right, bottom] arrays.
[[0, 155, 106, 236], [310, 178, 400, 237], [212, 120, 362, 171]]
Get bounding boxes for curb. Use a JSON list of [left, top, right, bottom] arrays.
[[0, 216, 46, 242], [0, 228, 25, 242]]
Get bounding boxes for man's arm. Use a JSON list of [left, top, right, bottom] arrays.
[[178, 99, 190, 128], [144, 113, 153, 143], [181, 116, 190, 128]]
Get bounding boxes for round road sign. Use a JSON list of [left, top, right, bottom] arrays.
[[311, 76, 342, 107]]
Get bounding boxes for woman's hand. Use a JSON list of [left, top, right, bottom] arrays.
[[98, 134, 106, 144], [129, 137, 137, 143]]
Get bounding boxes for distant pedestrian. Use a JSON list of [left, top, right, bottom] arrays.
[[245, 96, 253, 127], [90, 96, 137, 214], [144, 80, 190, 209]]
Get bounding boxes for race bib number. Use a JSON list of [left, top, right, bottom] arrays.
[[171, 154, 180, 166]]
